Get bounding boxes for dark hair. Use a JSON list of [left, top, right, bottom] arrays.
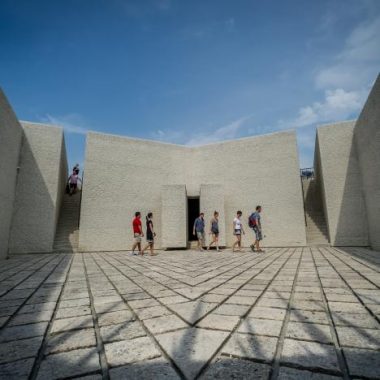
[[200, 212, 204, 216], [256, 205, 262, 210], [135, 211, 141, 217], [237, 210, 242, 215], [214, 210, 218, 216], [146, 212, 153, 220]]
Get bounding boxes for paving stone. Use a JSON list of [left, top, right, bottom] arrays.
[[344, 347, 380, 378], [36, 348, 101, 379], [336, 326, 380, 349], [109, 357, 180, 380], [249, 306, 286, 320], [97, 310, 135, 326], [93, 295, 122, 305], [59, 298, 90, 308], [327, 302, 367, 314], [19, 302, 56, 313], [197, 313, 240, 331], [135, 305, 173, 320], [256, 297, 289, 309], [226, 295, 257, 306], [0, 316, 9, 327], [286, 322, 332, 344], [294, 292, 323, 301], [8, 310, 54, 325], [281, 339, 339, 372], [46, 328, 96, 354], [0, 358, 35, 379], [100, 321, 146, 343], [291, 300, 325, 311], [201, 357, 271, 379], [168, 301, 217, 324], [156, 327, 229, 379], [238, 318, 283, 337], [325, 293, 359, 303], [128, 298, 160, 309], [93, 301, 127, 314], [50, 315, 93, 333], [331, 311, 379, 329], [158, 295, 189, 305], [0, 321, 48, 342], [0, 336, 43, 364], [200, 294, 227, 303], [222, 332, 278, 362], [55, 306, 91, 319], [278, 366, 342, 379], [213, 303, 250, 316], [144, 314, 188, 334], [289, 310, 329, 325], [105, 336, 161, 367]]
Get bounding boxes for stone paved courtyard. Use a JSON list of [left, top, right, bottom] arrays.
[[0, 247, 379, 379]]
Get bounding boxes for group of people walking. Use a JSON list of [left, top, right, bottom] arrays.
[[193, 206, 263, 253], [130, 206, 263, 256]]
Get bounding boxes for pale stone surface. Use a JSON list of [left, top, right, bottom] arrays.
[[336, 326, 380, 349], [0, 336, 43, 364], [286, 322, 332, 344], [0, 321, 48, 342], [168, 301, 217, 324], [97, 310, 135, 326], [238, 317, 283, 337], [278, 366, 342, 379], [50, 315, 93, 333], [344, 347, 380, 378], [143, 314, 188, 334], [36, 348, 101, 379], [100, 321, 146, 343], [196, 313, 240, 331], [46, 328, 96, 354], [0, 358, 34, 380], [156, 327, 229, 379]]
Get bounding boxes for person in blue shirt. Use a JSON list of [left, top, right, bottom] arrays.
[[249, 205, 264, 253], [193, 212, 205, 251]]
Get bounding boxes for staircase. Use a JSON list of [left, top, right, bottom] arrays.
[[53, 191, 81, 252], [302, 177, 329, 246]]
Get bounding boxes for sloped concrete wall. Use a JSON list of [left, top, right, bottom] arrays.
[[354, 75, 380, 250], [316, 122, 368, 246], [9, 123, 67, 253], [0, 89, 23, 260], [80, 130, 306, 250]]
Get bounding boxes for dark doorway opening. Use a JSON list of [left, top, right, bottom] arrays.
[[187, 197, 200, 241]]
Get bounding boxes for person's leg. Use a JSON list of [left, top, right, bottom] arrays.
[[138, 242, 142, 255], [215, 235, 219, 251], [150, 242, 155, 256], [132, 241, 138, 254], [207, 235, 215, 250], [238, 235, 242, 251]]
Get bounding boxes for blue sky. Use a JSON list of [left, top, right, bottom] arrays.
[[1, 0, 379, 170]]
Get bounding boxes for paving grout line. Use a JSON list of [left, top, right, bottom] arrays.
[[0, 255, 60, 299], [82, 253, 110, 380], [0, 255, 68, 334], [29, 254, 75, 380], [318, 247, 380, 327], [196, 248, 298, 379], [88, 252, 186, 380], [311, 247, 350, 379], [108, 248, 283, 303], [103, 248, 284, 326], [336, 247, 380, 272], [270, 247, 304, 380]]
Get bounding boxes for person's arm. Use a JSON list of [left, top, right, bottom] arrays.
[[256, 216, 261, 231], [209, 220, 213, 234], [242, 222, 245, 234], [193, 219, 196, 235], [150, 221, 155, 236], [140, 222, 144, 236]]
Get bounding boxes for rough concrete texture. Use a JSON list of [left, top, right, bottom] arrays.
[[354, 74, 380, 250], [0, 89, 23, 260], [316, 122, 368, 246], [8, 122, 67, 254], [80, 130, 306, 250], [0, 247, 379, 379]]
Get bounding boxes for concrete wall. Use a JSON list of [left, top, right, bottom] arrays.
[[316, 121, 368, 246], [0, 89, 23, 260], [80, 130, 307, 250], [8, 122, 67, 253], [354, 75, 380, 250]]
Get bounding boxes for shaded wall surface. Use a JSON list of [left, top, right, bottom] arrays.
[[79, 130, 306, 250], [8, 123, 67, 254], [354, 75, 380, 250], [316, 122, 368, 246], [0, 89, 23, 259]]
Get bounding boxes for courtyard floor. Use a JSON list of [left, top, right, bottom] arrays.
[[0, 247, 379, 379]]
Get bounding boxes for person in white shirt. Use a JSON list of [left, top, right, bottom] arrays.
[[232, 211, 245, 252]]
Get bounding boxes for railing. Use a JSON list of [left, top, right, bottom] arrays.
[[300, 167, 314, 179]]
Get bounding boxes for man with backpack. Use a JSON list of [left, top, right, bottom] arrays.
[[249, 205, 264, 253]]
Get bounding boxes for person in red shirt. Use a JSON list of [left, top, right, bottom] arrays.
[[131, 211, 144, 255]]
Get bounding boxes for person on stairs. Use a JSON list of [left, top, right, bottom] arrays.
[[68, 170, 81, 196]]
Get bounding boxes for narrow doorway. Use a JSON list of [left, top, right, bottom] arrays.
[[187, 197, 200, 241]]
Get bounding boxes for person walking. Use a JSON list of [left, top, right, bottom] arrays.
[[73, 163, 80, 175], [232, 211, 245, 252], [193, 212, 205, 251], [249, 205, 264, 252], [68, 170, 81, 196], [141, 212, 157, 256], [131, 212, 144, 255], [207, 211, 220, 252]]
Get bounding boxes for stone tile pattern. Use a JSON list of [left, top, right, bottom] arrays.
[[0, 247, 379, 379]]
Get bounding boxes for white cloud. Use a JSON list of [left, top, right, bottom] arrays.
[[185, 115, 252, 146], [316, 16, 380, 90], [41, 114, 90, 135]]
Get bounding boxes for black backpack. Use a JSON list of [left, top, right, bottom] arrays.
[[248, 213, 257, 228]]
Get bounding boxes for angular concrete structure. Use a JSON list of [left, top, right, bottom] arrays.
[[79, 130, 307, 251], [354, 75, 380, 250]]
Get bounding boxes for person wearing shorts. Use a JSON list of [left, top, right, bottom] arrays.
[[193, 212, 205, 251], [141, 212, 156, 256], [131, 212, 144, 255], [207, 211, 220, 252], [232, 211, 245, 252], [249, 205, 264, 253]]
